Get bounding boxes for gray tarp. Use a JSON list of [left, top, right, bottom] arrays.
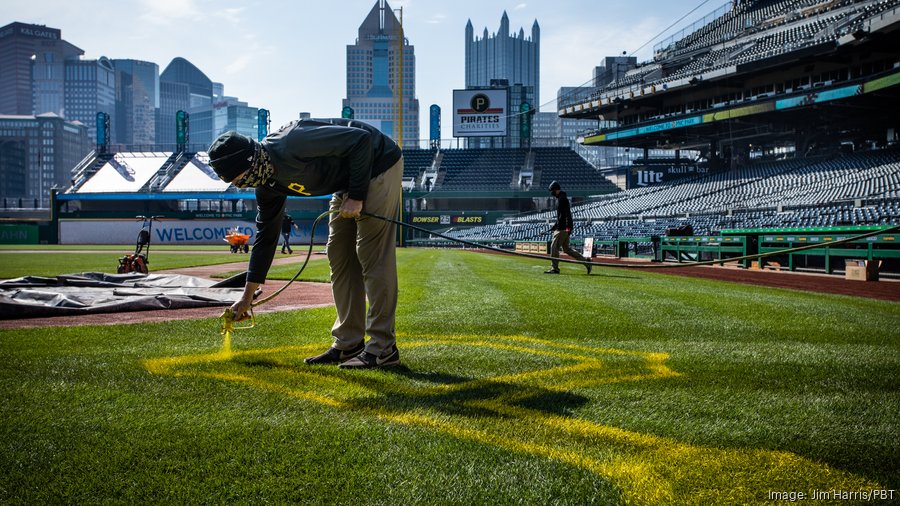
[[0, 272, 245, 319]]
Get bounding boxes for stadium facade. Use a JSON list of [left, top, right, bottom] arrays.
[[343, 0, 419, 147]]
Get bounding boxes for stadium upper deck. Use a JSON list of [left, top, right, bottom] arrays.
[[560, 0, 900, 152]]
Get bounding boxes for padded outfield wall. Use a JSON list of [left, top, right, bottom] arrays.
[[54, 192, 331, 246]]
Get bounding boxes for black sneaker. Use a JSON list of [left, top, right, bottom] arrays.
[[339, 345, 400, 369], [304, 341, 365, 365], [585, 263, 592, 275], [544, 268, 560, 274]]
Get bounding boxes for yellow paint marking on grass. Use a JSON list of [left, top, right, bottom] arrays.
[[145, 334, 881, 504]]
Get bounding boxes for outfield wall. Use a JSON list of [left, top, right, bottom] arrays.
[[58, 219, 329, 246]]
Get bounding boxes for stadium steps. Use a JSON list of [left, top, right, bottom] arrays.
[[69, 150, 108, 191], [433, 151, 446, 189], [143, 152, 192, 192]]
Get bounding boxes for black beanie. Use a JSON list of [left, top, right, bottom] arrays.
[[548, 180, 561, 192], [208, 131, 256, 182]]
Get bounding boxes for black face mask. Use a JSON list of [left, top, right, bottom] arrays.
[[232, 146, 274, 188]]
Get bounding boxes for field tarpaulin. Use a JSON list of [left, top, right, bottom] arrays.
[[0, 272, 244, 319]]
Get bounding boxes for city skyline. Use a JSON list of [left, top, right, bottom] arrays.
[[5, 0, 705, 143]]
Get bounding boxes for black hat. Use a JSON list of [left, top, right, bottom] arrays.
[[208, 131, 256, 182], [548, 180, 561, 192]]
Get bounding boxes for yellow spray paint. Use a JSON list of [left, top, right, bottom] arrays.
[[144, 333, 882, 504]]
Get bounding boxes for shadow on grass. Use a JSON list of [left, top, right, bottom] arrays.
[[239, 357, 590, 419]]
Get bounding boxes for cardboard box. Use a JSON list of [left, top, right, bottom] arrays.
[[844, 259, 881, 281]]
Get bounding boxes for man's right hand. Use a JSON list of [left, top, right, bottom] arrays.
[[230, 281, 260, 321]]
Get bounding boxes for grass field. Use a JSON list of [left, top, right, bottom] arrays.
[[1, 248, 898, 504], [0, 250, 249, 278]]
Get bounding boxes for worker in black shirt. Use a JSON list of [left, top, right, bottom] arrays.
[[280, 212, 298, 254], [546, 181, 592, 275], [207, 118, 403, 369]]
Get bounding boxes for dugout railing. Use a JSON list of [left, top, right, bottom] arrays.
[[754, 228, 900, 273], [660, 236, 751, 267]]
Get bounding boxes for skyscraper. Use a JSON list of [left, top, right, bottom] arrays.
[[64, 56, 116, 145], [112, 59, 159, 147], [343, 0, 419, 147], [0, 22, 83, 116], [159, 57, 212, 148], [465, 13, 540, 110]]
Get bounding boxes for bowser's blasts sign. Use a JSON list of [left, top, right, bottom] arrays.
[[453, 89, 507, 137]]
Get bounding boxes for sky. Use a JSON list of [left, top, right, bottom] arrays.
[[6, 0, 713, 141]]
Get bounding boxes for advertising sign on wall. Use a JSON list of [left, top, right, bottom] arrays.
[[453, 89, 507, 137], [627, 165, 709, 189], [59, 220, 329, 245]]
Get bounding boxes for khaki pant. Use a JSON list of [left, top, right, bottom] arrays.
[[327, 158, 402, 356], [550, 229, 587, 270]]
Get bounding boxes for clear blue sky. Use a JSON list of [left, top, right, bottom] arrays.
[[7, 0, 712, 140]]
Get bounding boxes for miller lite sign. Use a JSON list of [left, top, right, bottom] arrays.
[[634, 170, 663, 187]]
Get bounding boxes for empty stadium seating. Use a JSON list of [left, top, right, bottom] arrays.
[[440, 149, 526, 190], [401, 148, 436, 180], [444, 148, 900, 244], [533, 148, 619, 191]]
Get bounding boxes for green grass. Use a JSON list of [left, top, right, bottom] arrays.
[[0, 244, 233, 251], [1, 249, 898, 504], [261, 253, 331, 282], [0, 251, 250, 278]]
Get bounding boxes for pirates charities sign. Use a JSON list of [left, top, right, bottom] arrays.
[[453, 89, 507, 137]]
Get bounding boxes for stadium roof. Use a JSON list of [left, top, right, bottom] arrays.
[[67, 151, 242, 195]]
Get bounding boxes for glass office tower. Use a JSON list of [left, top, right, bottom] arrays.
[[343, 0, 419, 146]]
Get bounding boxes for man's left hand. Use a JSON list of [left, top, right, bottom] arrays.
[[340, 198, 364, 219]]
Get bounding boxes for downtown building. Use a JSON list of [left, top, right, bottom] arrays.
[[0, 21, 264, 206], [0, 22, 90, 204], [160, 59, 264, 148], [0, 22, 84, 117], [464, 12, 539, 148], [0, 112, 89, 206], [64, 56, 116, 145], [343, 0, 419, 147]]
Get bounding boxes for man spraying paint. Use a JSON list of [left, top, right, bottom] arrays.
[[208, 118, 403, 369], [545, 181, 592, 275]]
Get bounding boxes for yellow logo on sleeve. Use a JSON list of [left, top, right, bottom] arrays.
[[287, 183, 311, 195]]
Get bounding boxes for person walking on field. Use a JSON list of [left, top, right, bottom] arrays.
[[207, 118, 403, 369], [280, 212, 298, 254], [545, 180, 592, 275]]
